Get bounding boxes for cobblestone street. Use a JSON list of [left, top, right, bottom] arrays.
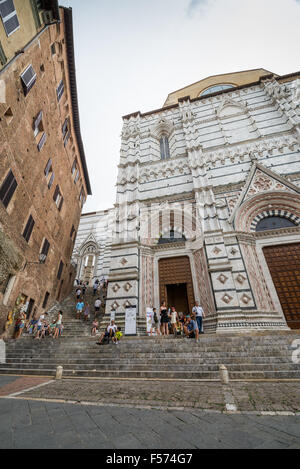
[[0, 397, 300, 449], [0, 376, 300, 449]]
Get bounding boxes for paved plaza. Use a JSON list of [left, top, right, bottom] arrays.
[[0, 375, 300, 449]]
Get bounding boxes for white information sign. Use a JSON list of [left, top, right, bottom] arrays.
[[125, 306, 137, 335]]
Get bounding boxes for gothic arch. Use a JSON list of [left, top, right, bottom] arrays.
[[233, 191, 300, 232]]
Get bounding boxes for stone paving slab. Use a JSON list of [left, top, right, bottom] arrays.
[[0, 398, 299, 449], [12, 378, 300, 413]]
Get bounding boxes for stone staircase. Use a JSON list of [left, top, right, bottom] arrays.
[[1, 329, 300, 380], [47, 287, 106, 337], [99, 312, 147, 336]]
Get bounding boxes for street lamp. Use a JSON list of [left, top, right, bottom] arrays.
[[22, 254, 47, 271]]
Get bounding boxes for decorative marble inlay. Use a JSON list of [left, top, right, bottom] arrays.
[[111, 301, 119, 310], [120, 258, 128, 266], [213, 246, 222, 255], [246, 170, 294, 200], [221, 293, 233, 304], [217, 274, 228, 285], [241, 293, 252, 305], [236, 274, 246, 285], [230, 247, 238, 256], [124, 282, 132, 292], [112, 284, 120, 293], [123, 300, 132, 308]]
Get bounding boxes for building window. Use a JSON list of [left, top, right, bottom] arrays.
[[56, 79, 64, 102], [0, 40, 7, 65], [57, 260, 64, 280], [51, 42, 56, 55], [0, 0, 20, 37], [33, 110, 47, 152], [23, 215, 35, 243], [71, 158, 77, 176], [0, 169, 17, 208], [74, 169, 80, 184], [20, 64, 37, 96], [40, 238, 50, 260], [62, 117, 70, 146], [200, 84, 235, 97], [160, 135, 170, 160], [70, 225, 75, 238], [256, 216, 297, 232], [44, 158, 54, 188], [42, 291, 50, 309], [53, 185, 63, 211]]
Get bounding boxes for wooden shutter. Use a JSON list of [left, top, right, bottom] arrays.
[[56, 80, 64, 102], [37, 132, 46, 151], [53, 185, 59, 202], [20, 65, 36, 96], [48, 171, 54, 189], [0, 0, 19, 37], [44, 158, 52, 177], [62, 118, 68, 137], [58, 195, 64, 212], [0, 169, 17, 208], [41, 238, 50, 257], [57, 261, 64, 280], [23, 215, 35, 243], [0, 40, 7, 65]]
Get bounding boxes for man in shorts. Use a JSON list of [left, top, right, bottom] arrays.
[[183, 316, 199, 343]]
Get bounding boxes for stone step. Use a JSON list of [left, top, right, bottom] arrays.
[[1, 361, 299, 373], [3, 356, 296, 365], [0, 366, 299, 380]]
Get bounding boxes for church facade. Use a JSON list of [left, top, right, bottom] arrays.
[[75, 69, 300, 333]]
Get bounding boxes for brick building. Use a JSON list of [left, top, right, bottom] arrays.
[[0, 1, 91, 335]]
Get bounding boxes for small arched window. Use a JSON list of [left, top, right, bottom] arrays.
[[256, 216, 297, 232], [200, 84, 235, 97], [160, 135, 170, 160]]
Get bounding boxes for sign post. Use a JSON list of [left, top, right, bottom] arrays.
[[125, 305, 137, 336]]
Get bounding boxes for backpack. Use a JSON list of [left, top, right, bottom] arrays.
[[154, 313, 158, 323]]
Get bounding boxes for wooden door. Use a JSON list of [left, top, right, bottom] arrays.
[[159, 256, 195, 314], [263, 243, 300, 329]]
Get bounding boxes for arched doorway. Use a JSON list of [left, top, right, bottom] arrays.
[[255, 215, 300, 329], [158, 256, 195, 314]]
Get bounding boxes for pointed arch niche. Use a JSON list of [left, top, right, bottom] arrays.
[[76, 237, 100, 285], [151, 118, 175, 160]]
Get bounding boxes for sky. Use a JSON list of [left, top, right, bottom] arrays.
[[59, 0, 300, 213]]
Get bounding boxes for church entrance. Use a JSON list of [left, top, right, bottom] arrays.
[[158, 256, 195, 314], [166, 283, 189, 314], [263, 243, 300, 329]]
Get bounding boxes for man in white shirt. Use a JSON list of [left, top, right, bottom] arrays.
[[94, 298, 102, 319], [107, 320, 117, 337], [192, 301, 205, 334]]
